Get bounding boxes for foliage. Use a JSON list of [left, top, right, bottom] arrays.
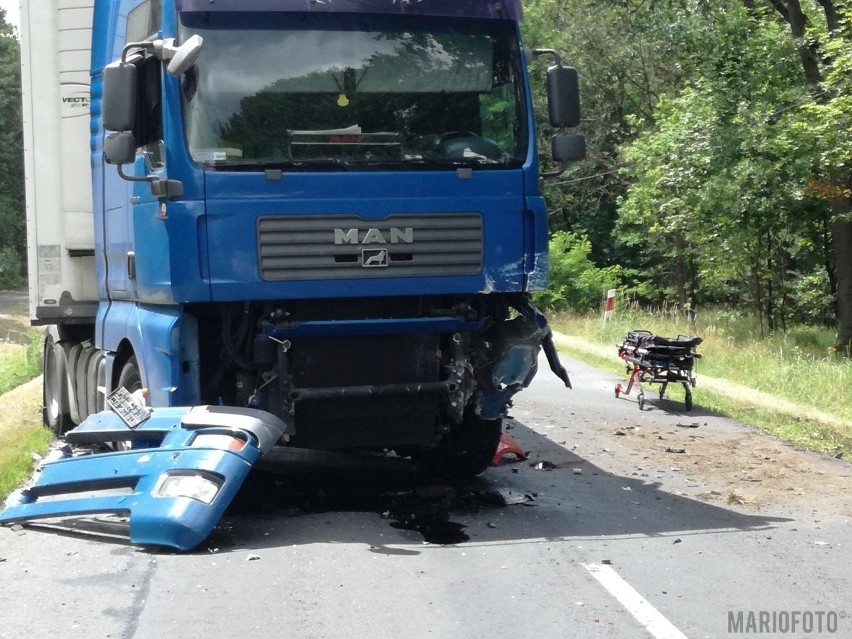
[[534, 231, 620, 312], [521, 0, 845, 339], [0, 246, 24, 289], [0, 9, 25, 285]]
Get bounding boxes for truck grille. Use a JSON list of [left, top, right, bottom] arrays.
[[258, 213, 483, 281]]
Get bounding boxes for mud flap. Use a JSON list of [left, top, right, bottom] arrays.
[[0, 406, 286, 551]]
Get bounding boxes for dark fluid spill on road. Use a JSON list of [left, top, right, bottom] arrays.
[[227, 469, 488, 546], [389, 515, 469, 545]]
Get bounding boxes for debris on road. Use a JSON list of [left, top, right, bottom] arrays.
[[533, 461, 558, 470], [492, 433, 528, 466], [485, 488, 536, 507], [665, 447, 687, 454]]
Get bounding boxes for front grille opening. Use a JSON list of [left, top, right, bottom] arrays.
[[333, 254, 359, 263], [390, 253, 413, 262]]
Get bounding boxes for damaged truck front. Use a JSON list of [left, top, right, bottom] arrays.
[[3, 0, 585, 550]]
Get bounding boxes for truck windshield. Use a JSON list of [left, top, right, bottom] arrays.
[[179, 13, 527, 171]]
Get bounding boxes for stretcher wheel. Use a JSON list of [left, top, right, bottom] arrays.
[[684, 391, 693, 411], [615, 386, 621, 398], [638, 394, 645, 411]]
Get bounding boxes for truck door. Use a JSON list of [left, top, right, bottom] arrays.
[[103, 44, 164, 300]]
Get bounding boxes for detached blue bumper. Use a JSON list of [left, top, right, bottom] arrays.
[[0, 406, 286, 551]]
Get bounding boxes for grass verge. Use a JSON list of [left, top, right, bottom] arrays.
[[551, 310, 852, 460], [0, 333, 52, 501], [0, 333, 44, 395], [0, 417, 52, 500]]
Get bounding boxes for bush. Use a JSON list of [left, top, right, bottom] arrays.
[[534, 231, 621, 312], [0, 247, 24, 290]]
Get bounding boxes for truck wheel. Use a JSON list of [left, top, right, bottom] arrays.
[[112, 356, 143, 450], [424, 413, 502, 480], [43, 331, 71, 435], [117, 356, 143, 394]]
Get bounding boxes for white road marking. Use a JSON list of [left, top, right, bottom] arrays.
[[583, 563, 689, 639]]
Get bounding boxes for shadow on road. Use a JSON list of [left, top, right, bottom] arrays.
[[202, 418, 791, 554], [13, 417, 794, 557], [13, 415, 791, 554]]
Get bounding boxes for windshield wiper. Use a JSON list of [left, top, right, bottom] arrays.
[[210, 158, 351, 172], [364, 156, 508, 170]]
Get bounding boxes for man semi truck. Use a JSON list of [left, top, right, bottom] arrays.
[[2, 0, 584, 549]]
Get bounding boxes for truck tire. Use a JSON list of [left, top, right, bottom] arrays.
[[43, 329, 72, 435], [111, 356, 143, 450], [424, 412, 502, 480], [117, 356, 143, 394]]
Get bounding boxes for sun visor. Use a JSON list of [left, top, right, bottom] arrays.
[[175, 0, 523, 21]]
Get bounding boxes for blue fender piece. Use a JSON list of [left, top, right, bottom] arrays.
[[0, 406, 287, 551]]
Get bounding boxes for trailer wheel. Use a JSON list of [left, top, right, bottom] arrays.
[[43, 330, 71, 435], [424, 413, 502, 480]]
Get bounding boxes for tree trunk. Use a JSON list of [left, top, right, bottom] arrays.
[[673, 232, 687, 309], [767, 0, 824, 85], [833, 202, 852, 356]]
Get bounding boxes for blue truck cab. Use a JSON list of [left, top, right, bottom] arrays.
[[7, 0, 584, 549]]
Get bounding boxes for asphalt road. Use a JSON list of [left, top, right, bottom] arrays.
[[0, 288, 28, 316], [1, 354, 850, 639]]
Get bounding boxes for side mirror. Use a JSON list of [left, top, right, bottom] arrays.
[[102, 62, 137, 132], [166, 35, 204, 77], [552, 133, 586, 163], [104, 132, 137, 166], [546, 65, 581, 128]]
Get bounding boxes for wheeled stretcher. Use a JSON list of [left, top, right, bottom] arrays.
[[615, 330, 702, 411]]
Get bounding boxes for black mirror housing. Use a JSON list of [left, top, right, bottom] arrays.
[[103, 62, 137, 131], [546, 65, 581, 128], [104, 132, 137, 166], [552, 133, 586, 163]]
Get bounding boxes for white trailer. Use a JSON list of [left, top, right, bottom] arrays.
[[22, 0, 97, 325], [21, 0, 103, 431]]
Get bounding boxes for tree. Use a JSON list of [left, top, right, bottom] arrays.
[[581, 1, 834, 333], [0, 8, 25, 288], [760, 0, 852, 354], [520, 1, 850, 339]]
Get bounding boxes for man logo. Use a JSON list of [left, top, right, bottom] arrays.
[[334, 227, 414, 245], [362, 249, 389, 268]]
